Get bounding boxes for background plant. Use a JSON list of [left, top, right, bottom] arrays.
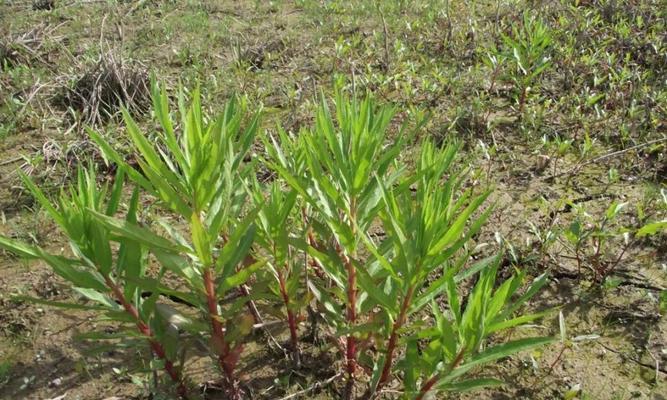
[[499, 12, 553, 116], [563, 200, 667, 284]]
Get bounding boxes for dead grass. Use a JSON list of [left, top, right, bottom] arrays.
[[0, 24, 55, 68], [31, 0, 54, 11], [57, 50, 150, 126]]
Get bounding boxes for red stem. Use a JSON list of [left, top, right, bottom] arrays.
[[518, 85, 527, 116], [278, 271, 300, 363], [203, 268, 237, 386], [416, 349, 466, 400], [338, 246, 357, 399], [105, 276, 188, 399], [415, 374, 439, 400], [376, 285, 415, 390]]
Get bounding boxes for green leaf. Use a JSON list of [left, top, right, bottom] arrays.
[[152, 250, 198, 285], [438, 377, 503, 392], [501, 272, 549, 318], [218, 259, 266, 294], [105, 168, 126, 216], [448, 337, 556, 381], [217, 207, 261, 276], [190, 212, 213, 266], [428, 191, 491, 256], [19, 173, 64, 228], [403, 339, 419, 394], [0, 235, 42, 259], [356, 267, 398, 315], [0, 237, 107, 291], [605, 201, 626, 220], [117, 187, 145, 299], [335, 321, 384, 337], [12, 295, 110, 311], [73, 288, 117, 308], [89, 211, 182, 253], [123, 109, 186, 195], [487, 309, 552, 334], [454, 256, 497, 283], [636, 220, 667, 237], [86, 128, 154, 192]]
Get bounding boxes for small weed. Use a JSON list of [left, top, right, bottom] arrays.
[[499, 12, 553, 116]]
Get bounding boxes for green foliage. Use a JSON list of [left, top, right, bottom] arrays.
[[0, 83, 554, 399], [0, 167, 188, 395], [563, 199, 665, 282], [499, 12, 553, 114]]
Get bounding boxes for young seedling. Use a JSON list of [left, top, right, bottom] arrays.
[[563, 200, 666, 283], [501, 12, 553, 116], [253, 181, 305, 365]]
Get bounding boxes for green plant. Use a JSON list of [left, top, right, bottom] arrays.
[[87, 81, 263, 399], [500, 12, 553, 116], [0, 81, 555, 400], [0, 360, 11, 388], [252, 181, 305, 365], [267, 89, 555, 399], [563, 200, 666, 282], [0, 167, 188, 398]]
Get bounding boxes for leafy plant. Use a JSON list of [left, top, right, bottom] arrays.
[[0, 167, 188, 398], [267, 89, 555, 399], [563, 200, 666, 282], [87, 81, 263, 399], [500, 12, 553, 115], [0, 82, 555, 400], [252, 180, 305, 365]]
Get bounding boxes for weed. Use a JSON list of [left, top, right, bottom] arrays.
[[0, 83, 555, 399], [499, 12, 553, 116]]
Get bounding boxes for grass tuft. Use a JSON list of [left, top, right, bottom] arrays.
[[57, 51, 150, 126]]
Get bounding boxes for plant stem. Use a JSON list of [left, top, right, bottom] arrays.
[[375, 285, 415, 392], [415, 348, 466, 400], [518, 85, 527, 116], [278, 270, 301, 365], [104, 276, 188, 399], [415, 374, 439, 400], [337, 244, 357, 400], [203, 267, 241, 398]]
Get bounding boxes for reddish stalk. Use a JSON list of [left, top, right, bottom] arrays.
[[203, 267, 242, 399], [278, 269, 301, 365], [415, 348, 466, 400], [415, 374, 439, 400], [518, 86, 528, 116], [337, 245, 357, 399], [375, 285, 415, 392], [104, 276, 188, 399]]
